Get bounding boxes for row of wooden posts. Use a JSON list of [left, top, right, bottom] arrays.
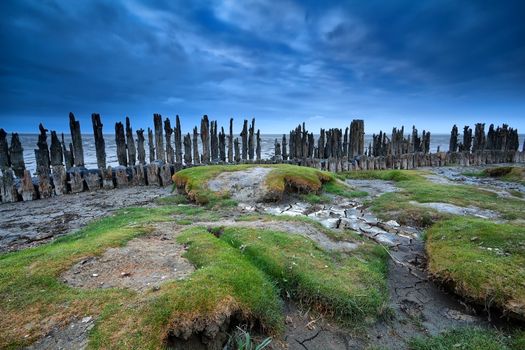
[[0, 113, 523, 203]]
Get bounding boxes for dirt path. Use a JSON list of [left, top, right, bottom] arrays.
[[0, 186, 171, 253]]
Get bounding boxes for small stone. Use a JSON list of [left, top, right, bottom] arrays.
[[92, 273, 98, 277], [120, 272, 131, 277], [470, 236, 479, 242], [385, 220, 400, 227], [81, 316, 92, 323]]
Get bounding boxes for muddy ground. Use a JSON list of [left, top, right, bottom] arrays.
[[3, 165, 523, 349], [0, 186, 171, 253]]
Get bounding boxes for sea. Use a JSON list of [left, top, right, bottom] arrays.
[[11, 133, 523, 173]]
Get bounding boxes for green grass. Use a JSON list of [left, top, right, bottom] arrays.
[[173, 164, 334, 204], [463, 166, 525, 185], [217, 226, 388, 326], [323, 180, 368, 198], [409, 327, 517, 350], [426, 217, 525, 318], [0, 206, 181, 349]]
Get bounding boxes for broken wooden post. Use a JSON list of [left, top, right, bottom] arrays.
[[210, 120, 218, 162], [153, 114, 165, 162], [115, 122, 127, 166], [349, 119, 365, 157], [256, 129, 261, 161], [52, 165, 67, 195], [159, 164, 172, 186], [0, 129, 9, 169], [274, 139, 282, 161], [241, 119, 248, 161], [1, 168, 18, 202], [472, 123, 486, 152], [148, 128, 155, 163], [192, 127, 200, 164], [69, 112, 84, 166], [101, 167, 114, 189], [136, 129, 146, 165], [460, 126, 472, 152], [183, 133, 192, 165], [20, 170, 36, 201], [68, 169, 84, 193], [9, 133, 25, 178], [91, 113, 106, 169], [201, 115, 210, 163], [84, 170, 101, 192], [126, 117, 137, 166], [38, 170, 53, 198], [449, 124, 458, 153], [234, 137, 240, 162], [248, 118, 255, 160], [146, 163, 160, 186], [114, 167, 129, 188], [61, 133, 74, 170], [50, 131, 63, 166], [35, 124, 50, 175], [131, 165, 145, 186], [175, 115, 183, 164], [219, 127, 226, 162], [227, 118, 233, 163], [164, 117, 174, 164]]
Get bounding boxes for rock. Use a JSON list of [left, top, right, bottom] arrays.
[[385, 220, 400, 227]]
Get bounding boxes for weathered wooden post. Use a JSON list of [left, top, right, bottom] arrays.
[[61, 133, 74, 169], [282, 134, 288, 161], [126, 117, 137, 166], [52, 165, 67, 195], [136, 129, 146, 165], [275, 139, 282, 161], [35, 124, 50, 175], [0, 129, 9, 169], [472, 123, 486, 152], [201, 115, 210, 163], [175, 115, 183, 164], [227, 118, 233, 163], [148, 128, 155, 163], [461, 126, 472, 152], [91, 113, 106, 169], [164, 117, 174, 164], [241, 119, 248, 161], [210, 120, 218, 162], [219, 127, 226, 162], [183, 133, 192, 165], [50, 131, 63, 166], [1, 168, 18, 202], [449, 124, 458, 153], [20, 170, 36, 201], [248, 118, 255, 160], [153, 114, 165, 161], [234, 137, 240, 162], [192, 127, 200, 164], [349, 119, 365, 157], [69, 112, 84, 166], [256, 129, 261, 161], [115, 122, 127, 166], [8, 133, 24, 178]]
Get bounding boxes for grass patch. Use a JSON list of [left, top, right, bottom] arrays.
[[409, 327, 517, 350], [173, 164, 334, 204], [218, 226, 388, 326], [0, 206, 181, 348], [323, 180, 368, 199], [155, 194, 189, 205], [463, 166, 525, 185], [426, 217, 525, 318]]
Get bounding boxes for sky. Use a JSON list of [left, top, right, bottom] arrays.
[[1, 0, 525, 134]]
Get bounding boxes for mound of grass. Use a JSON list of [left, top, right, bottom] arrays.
[[173, 164, 334, 204], [91, 227, 283, 348], [426, 217, 525, 318], [323, 180, 368, 198], [409, 327, 516, 350], [217, 226, 388, 326], [463, 166, 525, 185]]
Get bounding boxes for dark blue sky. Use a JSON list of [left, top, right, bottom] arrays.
[[1, 0, 524, 134]]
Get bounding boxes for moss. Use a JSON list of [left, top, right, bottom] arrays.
[[219, 226, 388, 326], [409, 327, 514, 350], [426, 217, 525, 318]]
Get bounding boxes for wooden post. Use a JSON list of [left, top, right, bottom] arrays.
[[183, 133, 192, 165], [69, 112, 84, 166], [256, 129, 261, 161], [201, 115, 210, 163], [472, 123, 486, 152], [91, 113, 106, 169], [449, 124, 458, 153], [175, 115, 183, 164], [148, 127, 155, 163], [241, 119, 248, 161], [126, 117, 137, 166], [0, 129, 9, 169], [20, 170, 36, 201], [248, 118, 255, 160], [61, 133, 74, 170], [227, 118, 233, 163], [192, 126, 200, 164], [1, 168, 18, 202], [50, 131, 63, 166], [164, 117, 175, 164], [349, 119, 364, 157], [282, 134, 287, 161], [210, 120, 218, 162], [52, 165, 67, 195], [153, 114, 165, 162], [115, 122, 127, 166], [275, 139, 282, 161], [136, 129, 146, 165], [234, 137, 240, 162], [219, 127, 226, 162], [8, 133, 24, 178], [35, 123, 51, 175]]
